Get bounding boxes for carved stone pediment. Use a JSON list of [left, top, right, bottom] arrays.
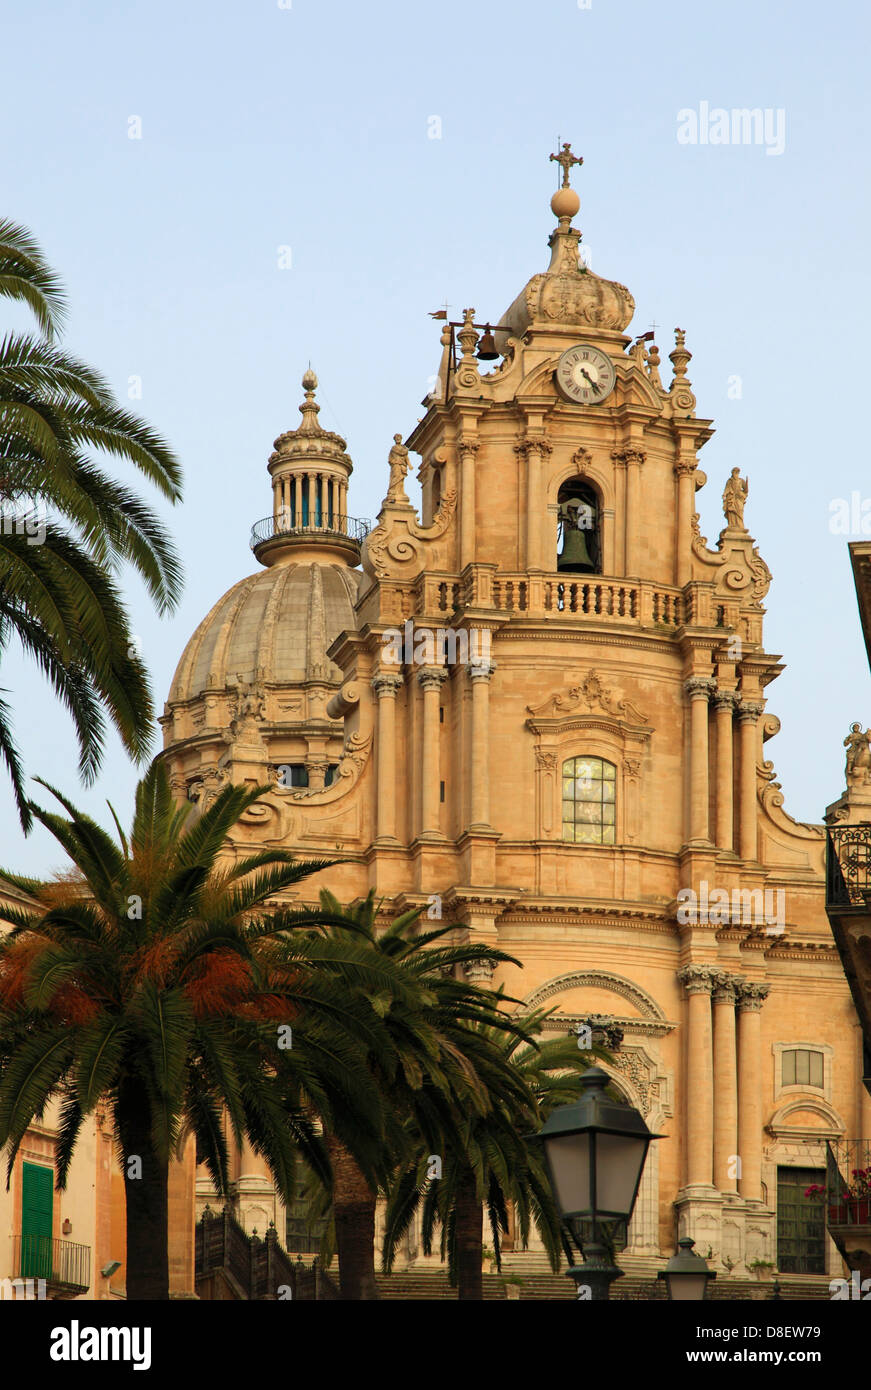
[[526, 670, 650, 734]]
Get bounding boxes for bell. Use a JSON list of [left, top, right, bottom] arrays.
[[476, 325, 499, 361], [558, 498, 596, 573]]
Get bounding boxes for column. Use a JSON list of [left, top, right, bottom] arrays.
[[736, 981, 769, 1201], [418, 667, 446, 837], [674, 459, 696, 586], [737, 701, 764, 861], [307, 473, 316, 529], [459, 439, 479, 570], [624, 448, 645, 575], [677, 965, 715, 1187], [712, 973, 739, 1193], [372, 672, 403, 841], [519, 439, 551, 570], [685, 677, 714, 844], [713, 690, 736, 851], [468, 661, 494, 829]]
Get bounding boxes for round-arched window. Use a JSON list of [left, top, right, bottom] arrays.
[[562, 756, 616, 844]]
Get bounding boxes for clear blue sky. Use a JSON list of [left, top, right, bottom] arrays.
[[2, 0, 869, 873]]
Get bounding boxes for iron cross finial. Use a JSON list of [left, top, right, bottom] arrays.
[[550, 142, 583, 188]]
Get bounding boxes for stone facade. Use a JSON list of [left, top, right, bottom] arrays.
[[163, 151, 868, 1283]]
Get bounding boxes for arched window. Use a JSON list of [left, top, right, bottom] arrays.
[[781, 1049, 824, 1090], [557, 478, 600, 574], [562, 756, 616, 844]]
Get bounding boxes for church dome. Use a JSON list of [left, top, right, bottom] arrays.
[[168, 560, 359, 704], [165, 370, 368, 715], [498, 145, 635, 342]]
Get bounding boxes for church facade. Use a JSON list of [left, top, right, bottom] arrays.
[[162, 149, 868, 1285]]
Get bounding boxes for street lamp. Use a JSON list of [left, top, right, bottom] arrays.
[[538, 1065, 662, 1300], [657, 1238, 716, 1300]]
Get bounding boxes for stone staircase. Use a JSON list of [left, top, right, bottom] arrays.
[[376, 1254, 835, 1301]]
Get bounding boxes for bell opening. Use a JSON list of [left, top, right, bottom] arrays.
[[557, 478, 600, 573]]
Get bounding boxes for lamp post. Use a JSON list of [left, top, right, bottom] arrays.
[[657, 1238, 716, 1300], [538, 1065, 662, 1300]]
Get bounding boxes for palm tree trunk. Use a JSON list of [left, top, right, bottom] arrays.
[[117, 1076, 170, 1300], [455, 1167, 483, 1300], [327, 1134, 379, 1300]]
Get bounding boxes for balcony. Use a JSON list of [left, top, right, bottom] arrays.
[[826, 824, 871, 908], [825, 1140, 871, 1280], [250, 512, 371, 564], [824, 828, 871, 1100], [415, 566, 715, 628], [12, 1235, 90, 1297]]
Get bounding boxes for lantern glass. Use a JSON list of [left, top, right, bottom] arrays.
[[595, 1133, 648, 1216], [667, 1272, 710, 1301], [544, 1132, 592, 1215]]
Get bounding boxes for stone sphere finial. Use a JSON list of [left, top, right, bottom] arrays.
[[551, 186, 580, 220], [302, 367, 318, 393]]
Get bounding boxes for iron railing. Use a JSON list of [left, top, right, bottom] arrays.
[[196, 1206, 339, 1300], [13, 1235, 90, 1291], [826, 1140, 871, 1226], [250, 513, 371, 551], [826, 825, 871, 908]]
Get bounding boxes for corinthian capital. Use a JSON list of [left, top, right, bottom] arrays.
[[611, 447, 646, 468], [712, 689, 738, 712], [684, 677, 716, 701], [735, 980, 770, 1011], [417, 666, 447, 693], [514, 436, 552, 459], [711, 971, 741, 1004], [737, 700, 765, 723], [372, 671, 404, 699], [677, 963, 717, 995]]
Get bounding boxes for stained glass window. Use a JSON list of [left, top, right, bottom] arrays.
[[562, 757, 616, 844]]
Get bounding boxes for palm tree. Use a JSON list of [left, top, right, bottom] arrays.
[[0, 761, 409, 1299], [303, 890, 535, 1300], [382, 1008, 608, 1299], [0, 218, 183, 828]]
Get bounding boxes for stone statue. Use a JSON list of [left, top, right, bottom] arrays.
[[386, 433, 411, 503], [845, 722, 871, 785], [234, 674, 265, 721], [722, 467, 748, 529]]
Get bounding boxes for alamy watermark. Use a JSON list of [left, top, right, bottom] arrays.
[[0, 498, 46, 545], [677, 103, 786, 156], [381, 620, 491, 667], [677, 881, 785, 934]]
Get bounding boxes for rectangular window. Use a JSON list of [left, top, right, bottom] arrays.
[[782, 1049, 824, 1089]]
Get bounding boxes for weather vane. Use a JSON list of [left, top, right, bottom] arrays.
[[550, 141, 583, 188]]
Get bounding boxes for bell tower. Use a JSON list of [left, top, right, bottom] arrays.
[[189, 146, 859, 1287]]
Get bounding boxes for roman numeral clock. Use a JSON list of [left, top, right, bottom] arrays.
[[555, 343, 616, 405]]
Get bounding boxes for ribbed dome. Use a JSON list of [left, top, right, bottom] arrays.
[[169, 561, 360, 704]]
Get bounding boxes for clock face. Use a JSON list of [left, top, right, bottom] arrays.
[[555, 344, 616, 405]]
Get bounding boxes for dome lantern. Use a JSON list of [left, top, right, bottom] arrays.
[[250, 370, 370, 567]]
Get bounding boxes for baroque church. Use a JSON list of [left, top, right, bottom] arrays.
[[160, 147, 869, 1286]]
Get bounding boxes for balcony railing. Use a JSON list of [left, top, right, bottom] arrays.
[[13, 1235, 90, 1293], [826, 825, 871, 908], [250, 513, 371, 552], [826, 1140, 871, 1226]]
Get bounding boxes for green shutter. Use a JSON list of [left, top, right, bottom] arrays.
[[21, 1162, 53, 1279]]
